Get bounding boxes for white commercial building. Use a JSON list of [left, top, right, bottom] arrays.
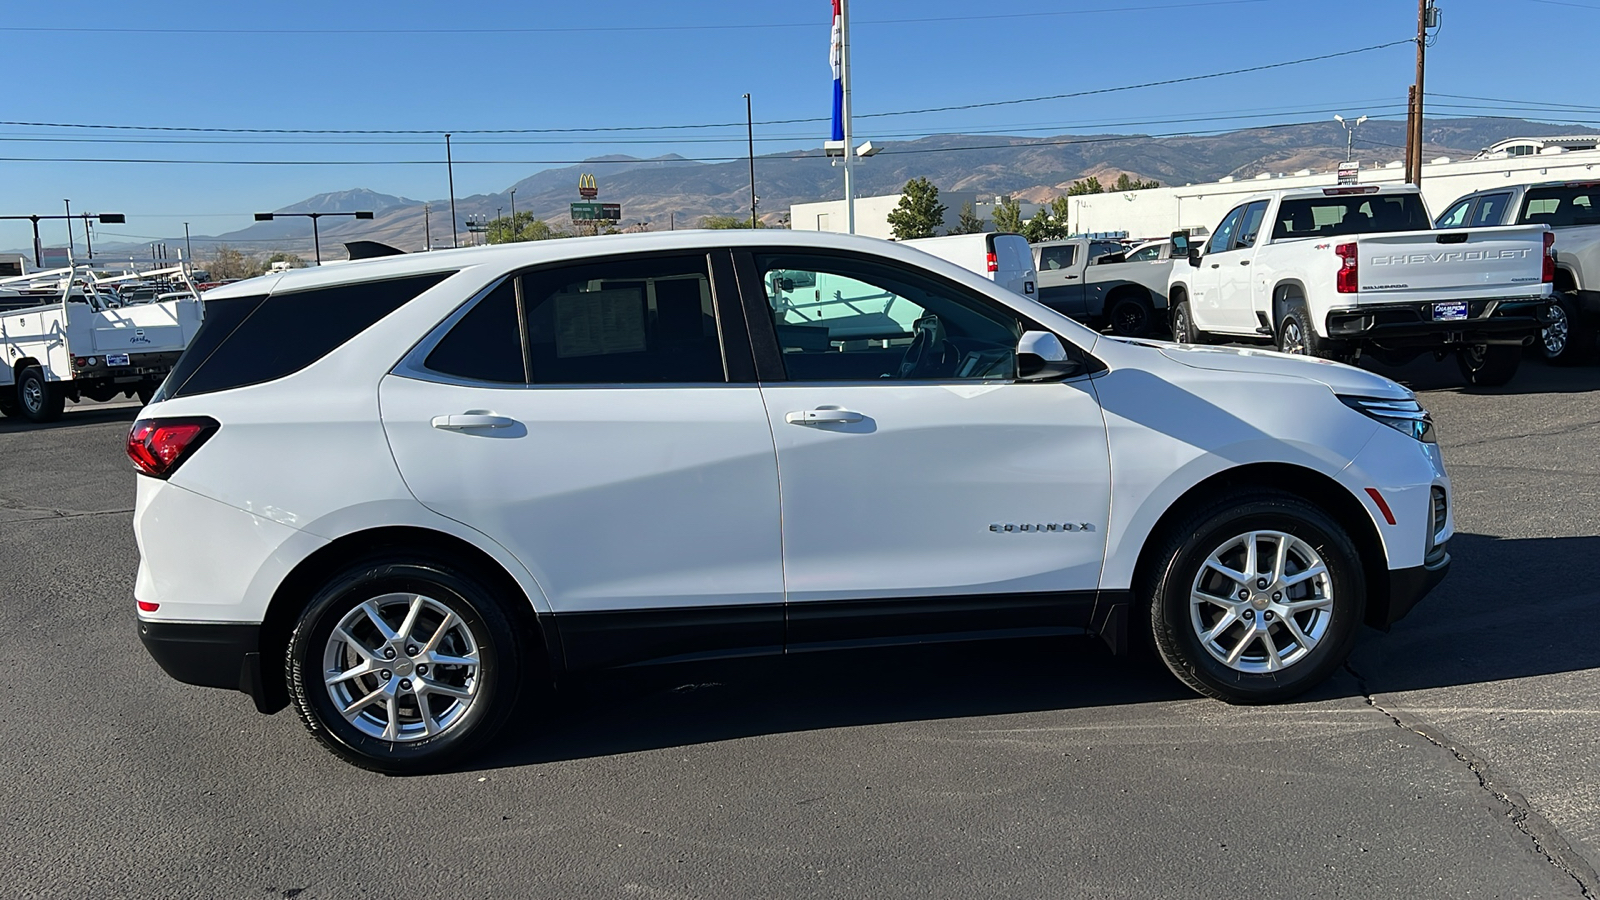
[[791, 191, 1041, 239], [1064, 136, 1600, 241]]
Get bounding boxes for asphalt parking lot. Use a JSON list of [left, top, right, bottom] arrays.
[[3, 355, 1597, 899]]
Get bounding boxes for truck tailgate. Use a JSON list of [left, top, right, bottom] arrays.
[[1359, 225, 1548, 303], [91, 299, 198, 354]]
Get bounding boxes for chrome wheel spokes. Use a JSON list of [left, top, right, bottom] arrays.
[[1189, 531, 1334, 674], [322, 592, 481, 742], [1281, 321, 1305, 355], [1543, 306, 1568, 356]]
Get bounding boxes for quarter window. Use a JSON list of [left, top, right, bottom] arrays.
[[1037, 244, 1076, 270], [756, 252, 1022, 382], [425, 279, 525, 383]]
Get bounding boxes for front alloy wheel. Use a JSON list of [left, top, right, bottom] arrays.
[[1147, 491, 1364, 704]]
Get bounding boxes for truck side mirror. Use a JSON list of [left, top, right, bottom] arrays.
[[1169, 231, 1188, 256], [1187, 246, 1202, 267]]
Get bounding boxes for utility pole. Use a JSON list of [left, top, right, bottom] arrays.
[[744, 93, 758, 229], [1407, 0, 1436, 186], [183, 222, 192, 263], [424, 203, 432, 250], [64, 199, 74, 257], [445, 133, 459, 248], [840, 0, 856, 234]]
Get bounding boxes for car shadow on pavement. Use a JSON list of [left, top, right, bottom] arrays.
[[1358, 354, 1599, 395], [1349, 532, 1600, 693], [0, 403, 140, 433], [469, 531, 1599, 770]]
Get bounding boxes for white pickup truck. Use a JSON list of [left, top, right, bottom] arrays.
[[1435, 180, 1600, 364], [1, 265, 204, 422], [1032, 237, 1174, 338], [1168, 185, 1554, 386]]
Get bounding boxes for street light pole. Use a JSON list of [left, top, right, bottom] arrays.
[[253, 211, 373, 265], [509, 188, 516, 225], [1334, 114, 1367, 162], [184, 222, 192, 262], [64, 199, 74, 257]]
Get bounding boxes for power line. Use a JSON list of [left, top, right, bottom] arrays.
[[0, 39, 1412, 137], [0, 1, 1273, 36]]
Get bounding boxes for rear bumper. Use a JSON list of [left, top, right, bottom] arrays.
[[138, 619, 281, 713], [1325, 299, 1552, 346]]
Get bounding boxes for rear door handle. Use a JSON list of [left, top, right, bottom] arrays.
[[432, 413, 516, 430], [1240, 259, 1251, 265], [785, 408, 864, 425], [1210, 263, 1221, 269]]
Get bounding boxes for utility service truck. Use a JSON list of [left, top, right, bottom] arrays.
[[1, 265, 204, 422], [1167, 185, 1554, 386]]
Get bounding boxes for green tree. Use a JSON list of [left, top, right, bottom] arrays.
[[700, 214, 765, 229], [1022, 208, 1070, 243], [1049, 195, 1072, 223], [1112, 173, 1161, 191], [990, 197, 1024, 234], [265, 251, 307, 268], [949, 201, 985, 235], [886, 177, 947, 240], [1066, 176, 1105, 196], [489, 212, 568, 243]]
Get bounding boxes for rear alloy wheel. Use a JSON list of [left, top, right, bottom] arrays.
[[1456, 343, 1521, 387], [1540, 293, 1595, 366], [287, 556, 525, 774], [1275, 296, 1341, 361], [16, 367, 64, 423], [1147, 491, 1365, 704], [1172, 299, 1206, 345]]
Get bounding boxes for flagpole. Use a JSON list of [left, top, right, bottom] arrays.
[[840, 0, 855, 234]]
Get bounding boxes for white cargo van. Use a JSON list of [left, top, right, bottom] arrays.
[[902, 232, 1036, 298]]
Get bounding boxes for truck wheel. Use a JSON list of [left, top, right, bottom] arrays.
[[1457, 344, 1521, 386], [16, 367, 65, 423], [1172, 299, 1208, 345], [1540, 293, 1595, 366], [1275, 297, 1337, 360], [1109, 292, 1157, 338]]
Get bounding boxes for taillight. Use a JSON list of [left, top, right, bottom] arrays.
[[127, 417, 219, 479], [1543, 231, 1556, 284], [986, 252, 998, 273], [1335, 243, 1359, 294]]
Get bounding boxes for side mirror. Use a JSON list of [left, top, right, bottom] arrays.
[[1016, 330, 1081, 382], [1169, 231, 1188, 255], [1187, 246, 1202, 267]]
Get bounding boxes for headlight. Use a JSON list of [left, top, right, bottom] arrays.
[[1340, 396, 1436, 443]]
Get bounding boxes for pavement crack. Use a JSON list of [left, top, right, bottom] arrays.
[[1345, 661, 1599, 899], [0, 506, 134, 522]]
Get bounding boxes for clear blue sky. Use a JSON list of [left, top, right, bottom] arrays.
[[2, 0, 1593, 255]]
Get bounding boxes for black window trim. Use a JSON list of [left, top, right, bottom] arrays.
[[394, 249, 749, 389], [730, 245, 1103, 386]]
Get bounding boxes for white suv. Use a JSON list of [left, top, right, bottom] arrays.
[[131, 230, 1452, 772]]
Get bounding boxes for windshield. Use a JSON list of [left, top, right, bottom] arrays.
[[1272, 193, 1431, 240], [1518, 186, 1600, 227]]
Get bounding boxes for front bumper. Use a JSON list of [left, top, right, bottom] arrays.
[[1378, 549, 1451, 629], [1325, 298, 1552, 347], [138, 619, 281, 713]]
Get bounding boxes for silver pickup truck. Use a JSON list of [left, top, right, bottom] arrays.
[[1031, 238, 1175, 338], [1436, 180, 1600, 364]]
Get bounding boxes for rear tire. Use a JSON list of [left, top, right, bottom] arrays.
[[1275, 295, 1342, 361], [1109, 291, 1157, 338], [1146, 490, 1366, 704], [286, 555, 526, 774], [1540, 293, 1595, 365], [16, 367, 64, 423], [1457, 344, 1521, 386]]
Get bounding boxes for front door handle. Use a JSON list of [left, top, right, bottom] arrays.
[[785, 408, 864, 425], [1210, 263, 1221, 269], [1240, 259, 1251, 266], [432, 413, 517, 430]]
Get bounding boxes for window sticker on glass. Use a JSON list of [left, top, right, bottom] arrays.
[[555, 289, 647, 358]]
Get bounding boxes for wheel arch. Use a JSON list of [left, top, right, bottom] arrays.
[[13, 356, 42, 377], [1554, 265, 1578, 294], [255, 525, 557, 714], [1270, 279, 1311, 326], [1129, 462, 1393, 632]]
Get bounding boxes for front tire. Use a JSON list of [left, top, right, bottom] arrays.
[[1146, 491, 1366, 704], [286, 555, 526, 774], [1456, 343, 1520, 386], [16, 366, 64, 423]]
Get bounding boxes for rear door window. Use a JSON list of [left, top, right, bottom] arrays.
[[1436, 198, 1473, 229], [1469, 193, 1512, 227], [162, 271, 453, 399]]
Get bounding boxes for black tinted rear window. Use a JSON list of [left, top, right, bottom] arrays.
[[162, 271, 452, 399], [1272, 194, 1431, 240]]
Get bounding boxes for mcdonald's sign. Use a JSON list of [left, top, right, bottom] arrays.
[[578, 173, 598, 199]]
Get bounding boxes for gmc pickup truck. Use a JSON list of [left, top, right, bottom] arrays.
[[1168, 185, 1554, 386], [1436, 180, 1600, 364]]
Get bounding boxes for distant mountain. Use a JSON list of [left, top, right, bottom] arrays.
[[73, 118, 1600, 260]]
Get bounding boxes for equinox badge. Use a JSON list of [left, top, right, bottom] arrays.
[[991, 522, 1094, 533]]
